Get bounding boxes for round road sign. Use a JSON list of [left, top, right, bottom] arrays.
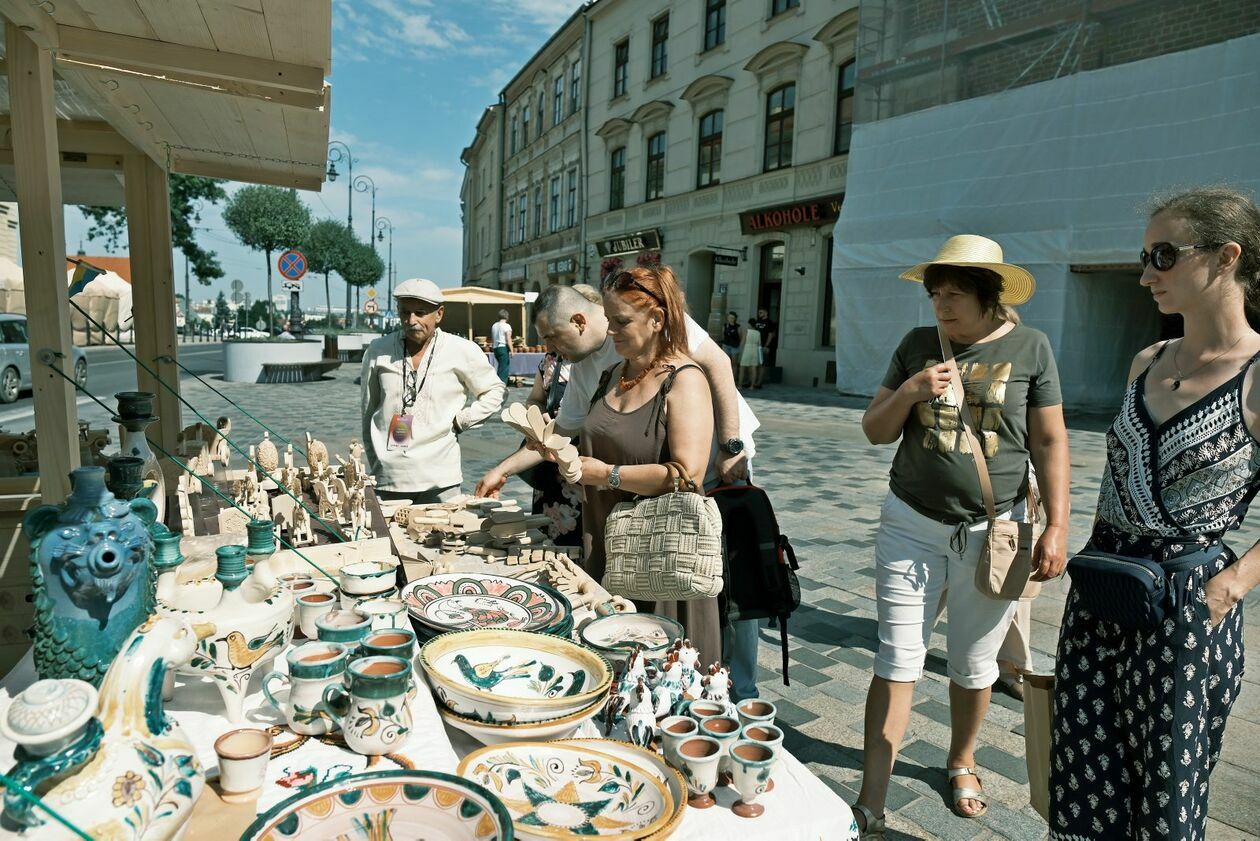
[[277, 249, 307, 282], [364, 299, 379, 315]]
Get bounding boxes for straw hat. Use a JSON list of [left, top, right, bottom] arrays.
[[899, 235, 1036, 306]]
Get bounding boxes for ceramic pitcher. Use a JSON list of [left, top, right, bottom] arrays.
[[262, 642, 349, 736], [319, 656, 414, 755]]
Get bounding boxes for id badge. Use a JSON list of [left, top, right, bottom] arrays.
[[387, 413, 415, 450]]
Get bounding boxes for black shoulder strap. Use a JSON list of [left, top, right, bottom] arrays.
[[589, 365, 617, 407], [650, 363, 703, 434]]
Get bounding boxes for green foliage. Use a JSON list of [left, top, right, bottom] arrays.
[[303, 219, 355, 277], [78, 174, 227, 284], [214, 292, 231, 329], [222, 186, 312, 255], [341, 238, 385, 290]]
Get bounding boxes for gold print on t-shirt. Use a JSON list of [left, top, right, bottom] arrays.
[[915, 358, 1010, 456]]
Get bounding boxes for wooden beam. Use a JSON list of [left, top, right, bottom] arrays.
[[0, 116, 135, 157], [5, 23, 79, 502], [53, 62, 170, 170], [124, 154, 182, 460], [0, 149, 125, 171], [0, 2, 58, 50], [171, 156, 324, 191]]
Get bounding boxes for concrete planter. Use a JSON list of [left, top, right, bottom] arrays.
[[223, 340, 323, 383]]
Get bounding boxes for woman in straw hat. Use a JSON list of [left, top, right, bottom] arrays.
[[852, 235, 1070, 837], [1050, 187, 1260, 840]]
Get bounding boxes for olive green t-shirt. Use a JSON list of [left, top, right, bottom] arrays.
[[881, 325, 1062, 524]]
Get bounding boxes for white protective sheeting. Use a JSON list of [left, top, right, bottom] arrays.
[[67, 268, 134, 344], [832, 33, 1260, 410], [0, 256, 24, 314]]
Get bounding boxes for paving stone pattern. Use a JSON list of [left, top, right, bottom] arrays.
[[103, 358, 1260, 841]]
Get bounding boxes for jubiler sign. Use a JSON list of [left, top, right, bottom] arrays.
[[739, 193, 844, 236], [595, 229, 662, 258]]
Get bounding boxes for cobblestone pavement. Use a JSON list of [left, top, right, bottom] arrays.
[[87, 356, 1260, 841]]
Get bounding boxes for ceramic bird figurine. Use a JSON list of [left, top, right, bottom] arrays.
[[676, 638, 700, 673], [625, 680, 657, 749], [702, 664, 736, 715]]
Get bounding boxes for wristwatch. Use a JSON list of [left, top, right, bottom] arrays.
[[719, 438, 745, 456], [607, 464, 622, 490]]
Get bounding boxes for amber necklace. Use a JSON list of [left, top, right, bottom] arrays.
[[618, 357, 659, 391]]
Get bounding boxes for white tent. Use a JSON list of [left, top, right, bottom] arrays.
[[67, 267, 134, 344], [0, 257, 25, 315]]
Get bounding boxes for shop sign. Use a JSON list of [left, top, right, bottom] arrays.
[[503, 266, 526, 282], [595, 229, 662, 258], [547, 257, 577, 276], [713, 253, 740, 267], [739, 193, 844, 236]]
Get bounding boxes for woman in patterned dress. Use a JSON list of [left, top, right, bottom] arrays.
[[1051, 187, 1260, 840]]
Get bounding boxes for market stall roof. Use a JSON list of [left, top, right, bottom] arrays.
[[441, 287, 527, 305], [0, 0, 332, 204]]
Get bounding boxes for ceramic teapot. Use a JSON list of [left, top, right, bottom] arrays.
[[155, 540, 295, 722], [24, 465, 159, 686], [0, 615, 209, 839]]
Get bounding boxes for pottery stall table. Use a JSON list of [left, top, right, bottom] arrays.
[[484, 350, 546, 380]]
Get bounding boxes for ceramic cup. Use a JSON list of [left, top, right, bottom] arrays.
[[214, 727, 272, 796], [686, 700, 726, 724], [358, 597, 406, 630], [360, 628, 417, 661], [659, 715, 700, 772], [262, 642, 348, 736], [319, 656, 414, 755], [314, 609, 373, 647], [340, 586, 399, 611], [297, 592, 338, 640], [700, 715, 742, 784], [675, 734, 723, 809], [728, 741, 778, 818], [739, 723, 784, 791], [289, 579, 317, 599], [339, 561, 397, 595], [736, 699, 777, 730], [278, 572, 313, 591]]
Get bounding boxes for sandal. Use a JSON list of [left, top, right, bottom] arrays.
[[852, 803, 886, 840], [946, 767, 988, 819]]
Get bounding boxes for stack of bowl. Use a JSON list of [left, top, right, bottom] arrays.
[[401, 572, 572, 643], [420, 628, 610, 745]]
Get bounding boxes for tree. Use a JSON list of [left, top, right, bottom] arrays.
[[339, 238, 385, 329], [222, 186, 311, 334], [79, 174, 227, 282], [214, 292, 231, 332], [304, 220, 355, 331]]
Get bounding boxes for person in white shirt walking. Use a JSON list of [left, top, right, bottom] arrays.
[[491, 309, 513, 384], [361, 278, 506, 504]]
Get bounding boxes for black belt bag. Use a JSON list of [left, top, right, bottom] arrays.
[[1067, 543, 1223, 631]]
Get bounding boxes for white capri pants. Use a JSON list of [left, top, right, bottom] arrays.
[[873, 492, 1021, 690]]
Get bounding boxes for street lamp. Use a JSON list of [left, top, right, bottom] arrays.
[[326, 140, 354, 229], [376, 216, 394, 325], [354, 174, 378, 247]]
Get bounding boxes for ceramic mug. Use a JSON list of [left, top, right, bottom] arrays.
[[339, 561, 397, 595], [360, 628, 416, 661], [314, 609, 373, 647], [659, 714, 699, 772], [686, 700, 726, 724], [214, 727, 272, 795], [736, 699, 777, 730], [278, 572, 313, 591], [739, 723, 784, 791], [289, 579, 317, 599], [728, 741, 778, 818], [341, 586, 399, 611], [675, 734, 723, 809], [357, 597, 406, 630], [319, 655, 414, 755], [700, 715, 742, 782], [262, 642, 348, 736], [297, 592, 338, 639]]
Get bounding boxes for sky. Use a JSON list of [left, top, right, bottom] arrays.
[[61, 0, 585, 312]]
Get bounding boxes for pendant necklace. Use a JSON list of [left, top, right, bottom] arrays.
[[618, 357, 658, 392], [1170, 335, 1244, 391]]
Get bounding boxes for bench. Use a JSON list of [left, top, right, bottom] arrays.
[[258, 359, 342, 384]]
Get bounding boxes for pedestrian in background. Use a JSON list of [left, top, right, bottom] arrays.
[[852, 235, 1069, 839], [722, 310, 742, 376], [491, 308, 513, 384], [738, 319, 762, 389], [752, 306, 777, 388], [1051, 186, 1260, 840]]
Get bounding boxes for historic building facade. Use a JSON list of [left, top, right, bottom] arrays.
[[460, 106, 503, 289]]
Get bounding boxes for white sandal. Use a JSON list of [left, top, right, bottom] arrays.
[[852, 803, 886, 839], [946, 766, 988, 819]]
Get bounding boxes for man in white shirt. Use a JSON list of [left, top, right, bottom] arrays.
[[490, 309, 513, 385], [362, 278, 506, 504]]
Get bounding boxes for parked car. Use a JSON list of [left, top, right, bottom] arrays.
[[0, 313, 88, 403]]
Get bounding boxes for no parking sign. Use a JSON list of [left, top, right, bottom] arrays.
[[278, 249, 307, 291]]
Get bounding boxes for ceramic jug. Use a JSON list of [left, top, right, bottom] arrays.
[[113, 392, 166, 525], [24, 466, 159, 686], [262, 642, 348, 736], [319, 656, 414, 755]]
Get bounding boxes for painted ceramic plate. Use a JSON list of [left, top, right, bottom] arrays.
[[458, 742, 672, 840], [578, 613, 683, 656], [438, 694, 605, 745], [241, 769, 515, 841], [554, 740, 686, 841], [403, 573, 564, 633]]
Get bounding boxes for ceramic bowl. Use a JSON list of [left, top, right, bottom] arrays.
[[419, 629, 612, 723], [437, 693, 605, 745], [458, 741, 672, 840], [402, 573, 566, 634], [240, 769, 514, 840], [578, 612, 683, 665], [339, 561, 397, 595], [557, 739, 687, 841]]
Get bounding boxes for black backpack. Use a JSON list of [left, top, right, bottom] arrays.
[[708, 483, 801, 685]]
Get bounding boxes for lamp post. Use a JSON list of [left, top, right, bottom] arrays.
[[326, 140, 354, 229], [376, 216, 393, 327], [354, 174, 378, 247]]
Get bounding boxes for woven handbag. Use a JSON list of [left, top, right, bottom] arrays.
[[602, 461, 724, 601]]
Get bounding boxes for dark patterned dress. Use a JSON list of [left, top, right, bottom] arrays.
[[1051, 343, 1258, 840]]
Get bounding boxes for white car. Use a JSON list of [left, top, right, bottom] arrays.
[[0, 314, 89, 403]]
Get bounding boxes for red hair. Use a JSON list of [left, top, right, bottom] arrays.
[[603, 265, 690, 358]]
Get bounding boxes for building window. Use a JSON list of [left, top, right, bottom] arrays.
[[704, 0, 725, 51], [696, 110, 723, 188], [570, 62, 581, 114], [835, 60, 856, 155], [518, 194, 528, 243], [645, 132, 666, 201], [549, 177, 561, 232], [507, 199, 516, 245], [553, 76, 564, 126], [538, 92, 545, 138], [769, 0, 799, 17], [510, 116, 518, 155], [533, 186, 542, 238], [609, 147, 626, 210], [567, 167, 578, 227], [521, 105, 530, 147], [650, 15, 669, 79], [764, 83, 796, 172], [613, 39, 629, 98], [821, 237, 835, 347]]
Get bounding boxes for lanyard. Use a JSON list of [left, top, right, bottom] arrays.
[[401, 332, 438, 410]]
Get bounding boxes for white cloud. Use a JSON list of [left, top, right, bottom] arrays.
[[486, 0, 582, 29]]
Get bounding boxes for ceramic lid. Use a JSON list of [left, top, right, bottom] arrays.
[[0, 679, 98, 747]]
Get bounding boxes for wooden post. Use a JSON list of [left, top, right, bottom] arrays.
[[6, 24, 78, 502], [124, 154, 181, 461]]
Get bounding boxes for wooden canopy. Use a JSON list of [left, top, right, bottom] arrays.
[[441, 286, 527, 343]]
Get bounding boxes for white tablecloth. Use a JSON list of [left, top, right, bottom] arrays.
[[485, 351, 546, 377]]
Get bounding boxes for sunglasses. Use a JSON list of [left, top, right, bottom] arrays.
[[1139, 242, 1219, 272], [602, 272, 666, 308]]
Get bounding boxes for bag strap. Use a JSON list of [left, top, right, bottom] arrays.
[[663, 460, 700, 493], [937, 324, 997, 523], [590, 366, 616, 407]]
